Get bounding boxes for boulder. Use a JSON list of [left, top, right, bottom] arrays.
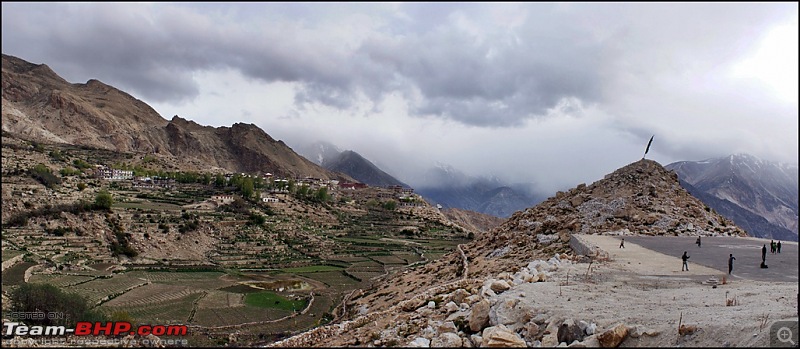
[[469, 299, 491, 332], [597, 323, 628, 348], [444, 301, 460, 313], [470, 334, 483, 347], [481, 325, 527, 347], [579, 334, 600, 347], [490, 280, 512, 293], [438, 321, 458, 334], [408, 337, 431, 347], [431, 332, 463, 348], [557, 319, 585, 345], [453, 289, 471, 304], [628, 325, 660, 338]]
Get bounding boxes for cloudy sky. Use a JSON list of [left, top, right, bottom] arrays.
[[2, 2, 797, 194]]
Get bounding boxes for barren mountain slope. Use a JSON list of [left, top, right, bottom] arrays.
[[1, 54, 349, 179]]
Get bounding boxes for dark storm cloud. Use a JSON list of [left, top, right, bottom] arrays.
[[1, 2, 795, 130]]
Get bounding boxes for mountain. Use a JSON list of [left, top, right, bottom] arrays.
[[294, 141, 408, 187], [414, 164, 545, 218], [295, 140, 343, 166], [323, 150, 410, 188], [276, 159, 748, 347], [666, 154, 798, 241], [1, 53, 347, 180]]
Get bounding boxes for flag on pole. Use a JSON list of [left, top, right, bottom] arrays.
[[643, 135, 654, 158]]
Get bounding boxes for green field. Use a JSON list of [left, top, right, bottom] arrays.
[[244, 291, 307, 311]]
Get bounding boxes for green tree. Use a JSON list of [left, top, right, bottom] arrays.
[[287, 179, 296, 193], [314, 187, 330, 202], [215, 174, 227, 187], [383, 200, 397, 211], [241, 177, 255, 199], [94, 190, 113, 210]]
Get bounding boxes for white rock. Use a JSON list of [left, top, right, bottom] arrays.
[[428, 301, 437, 309], [444, 301, 460, 313], [408, 337, 431, 347]]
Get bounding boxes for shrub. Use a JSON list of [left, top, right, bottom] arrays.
[[94, 190, 113, 210], [9, 283, 107, 327], [30, 163, 61, 188]]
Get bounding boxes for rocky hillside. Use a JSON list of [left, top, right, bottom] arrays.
[[273, 159, 748, 347], [667, 154, 798, 241], [441, 208, 506, 234], [1, 54, 348, 180]]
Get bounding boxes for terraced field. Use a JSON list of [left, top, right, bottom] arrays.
[[28, 273, 97, 287]]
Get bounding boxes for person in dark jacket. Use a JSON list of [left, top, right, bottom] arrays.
[[728, 254, 736, 274], [762, 244, 767, 263], [682, 251, 690, 271], [777, 241, 782, 253]]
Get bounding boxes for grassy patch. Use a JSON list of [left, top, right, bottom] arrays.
[[244, 291, 307, 311]]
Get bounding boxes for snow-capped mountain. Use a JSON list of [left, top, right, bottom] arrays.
[[666, 154, 798, 241]]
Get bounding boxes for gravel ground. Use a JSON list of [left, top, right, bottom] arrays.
[[503, 234, 799, 347]]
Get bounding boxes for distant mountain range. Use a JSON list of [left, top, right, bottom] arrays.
[[666, 154, 798, 241], [297, 142, 544, 218], [411, 163, 545, 218]]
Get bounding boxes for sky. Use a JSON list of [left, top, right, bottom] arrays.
[[2, 2, 798, 194]]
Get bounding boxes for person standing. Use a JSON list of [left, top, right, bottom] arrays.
[[619, 238, 625, 249], [762, 244, 767, 263], [682, 251, 690, 271], [771, 240, 776, 253], [777, 241, 782, 253], [696, 236, 701, 248], [728, 254, 736, 274]]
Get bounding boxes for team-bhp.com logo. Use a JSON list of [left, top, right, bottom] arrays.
[[4, 321, 188, 337]]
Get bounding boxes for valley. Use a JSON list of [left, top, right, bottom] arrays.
[[1, 135, 472, 346]]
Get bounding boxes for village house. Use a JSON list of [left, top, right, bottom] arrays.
[[211, 195, 235, 204], [95, 166, 133, 181]]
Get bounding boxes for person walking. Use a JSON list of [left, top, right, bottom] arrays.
[[682, 251, 690, 271], [696, 236, 701, 248], [777, 241, 782, 253], [619, 238, 625, 249], [771, 240, 776, 253], [728, 254, 736, 274]]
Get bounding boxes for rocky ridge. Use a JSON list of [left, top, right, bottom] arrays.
[[271, 159, 750, 347]]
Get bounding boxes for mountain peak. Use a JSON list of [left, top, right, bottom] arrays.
[[667, 155, 798, 240]]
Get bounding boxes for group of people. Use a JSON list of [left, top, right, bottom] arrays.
[[619, 235, 786, 275], [770, 239, 782, 254]]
